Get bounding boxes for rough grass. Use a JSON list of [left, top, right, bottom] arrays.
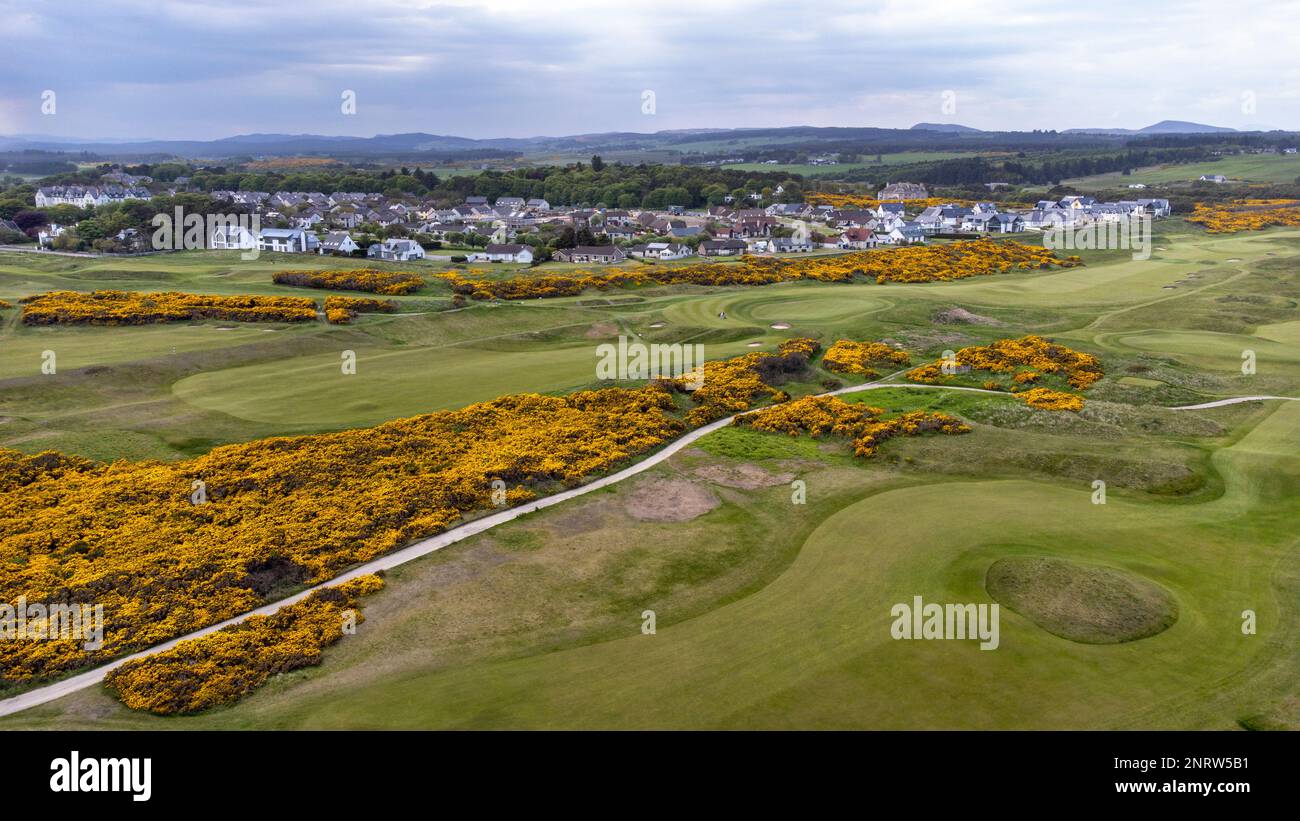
[[0, 226, 1297, 730], [985, 555, 1180, 644]]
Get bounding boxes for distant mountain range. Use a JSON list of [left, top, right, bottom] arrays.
[[909, 123, 982, 133], [912, 120, 1239, 135], [1063, 120, 1238, 135], [0, 120, 1279, 161]]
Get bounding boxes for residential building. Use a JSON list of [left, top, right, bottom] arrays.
[[367, 238, 426, 261], [477, 243, 534, 263], [700, 238, 747, 256], [877, 182, 929, 201], [319, 232, 360, 255], [553, 245, 626, 264], [258, 228, 319, 254]]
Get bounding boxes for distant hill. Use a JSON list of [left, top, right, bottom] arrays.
[[1, 121, 1281, 162], [910, 123, 982, 133], [1064, 120, 1238, 135]]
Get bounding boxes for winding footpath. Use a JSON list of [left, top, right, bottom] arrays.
[[0, 379, 1293, 718]]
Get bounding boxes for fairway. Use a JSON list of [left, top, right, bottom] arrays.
[[1, 219, 1297, 731]]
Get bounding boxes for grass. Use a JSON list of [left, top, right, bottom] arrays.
[[985, 555, 1180, 644], [1063, 152, 1300, 190], [720, 152, 979, 177], [1, 220, 1298, 729]]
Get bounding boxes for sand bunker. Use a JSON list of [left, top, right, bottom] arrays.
[[624, 478, 720, 522], [695, 463, 795, 490]]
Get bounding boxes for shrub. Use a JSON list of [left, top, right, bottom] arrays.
[[438, 240, 1076, 300], [105, 576, 385, 715], [322, 296, 398, 324], [19, 290, 317, 325], [272, 268, 424, 295]]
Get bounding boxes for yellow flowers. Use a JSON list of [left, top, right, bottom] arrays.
[[16, 290, 403, 326], [1015, 388, 1085, 412], [0, 299, 12, 309], [1187, 199, 1300, 233], [439, 240, 1077, 300], [905, 335, 1102, 411], [777, 337, 821, 358], [822, 340, 909, 377], [273, 268, 425, 295], [0, 345, 822, 687], [739, 395, 970, 458], [19, 290, 318, 325], [322, 296, 398, 324], [104, 575, 385, 715]]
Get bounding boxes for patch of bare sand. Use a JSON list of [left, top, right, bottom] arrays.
[[584, 321, 619, 338], [541, 496, 612, 535], [933, 307, 1000, 326], [624, 477, 720, 522], [695, 462, 794, 489]]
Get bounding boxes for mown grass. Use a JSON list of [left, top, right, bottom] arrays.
[[0, 224, 1297, 730]]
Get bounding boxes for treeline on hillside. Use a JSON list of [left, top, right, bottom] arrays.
[[26, 161, 802, 209], [836, 146, 1220, 187]]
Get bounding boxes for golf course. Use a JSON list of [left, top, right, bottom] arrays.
[[0, 220, 1296, 730]]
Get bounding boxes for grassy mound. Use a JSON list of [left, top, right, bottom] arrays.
[[986, 555, 1178, 644]]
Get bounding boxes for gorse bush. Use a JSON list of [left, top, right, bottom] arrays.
[[19, 290, 318, 325], [906, 335, 1102, 411], [822, 339, 910, 377], [322, 296, 398, 324], [272, 268, 425, 295], [104, 575, 385, 715], [0, 341, 832, 686], [439, 240, 1076, 300], [739, 395, 971, 457], [1187, 199, 1300, 233]]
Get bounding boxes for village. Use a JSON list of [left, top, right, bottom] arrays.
[[24, 178, 1170, 263]]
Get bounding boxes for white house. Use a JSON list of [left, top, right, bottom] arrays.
[[838, 228, 876, 249], [319, 232, 360, 255], [210, 224, 259, 251], [258, 228, 319, 254], [37, 223, 68, 247], [475, 243, 534, 263], [367, 238, 426, 261], [35, 185, 150, 208]]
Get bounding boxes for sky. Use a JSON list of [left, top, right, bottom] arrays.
[[2, 0, 1299, 140]]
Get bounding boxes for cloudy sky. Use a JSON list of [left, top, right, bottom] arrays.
[[2, 0, 1298, 140]]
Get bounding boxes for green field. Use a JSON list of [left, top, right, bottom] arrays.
[[1063, 152, 1300, 190], [721, 152, 982, 177], [1, 220, 1297, 729]]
